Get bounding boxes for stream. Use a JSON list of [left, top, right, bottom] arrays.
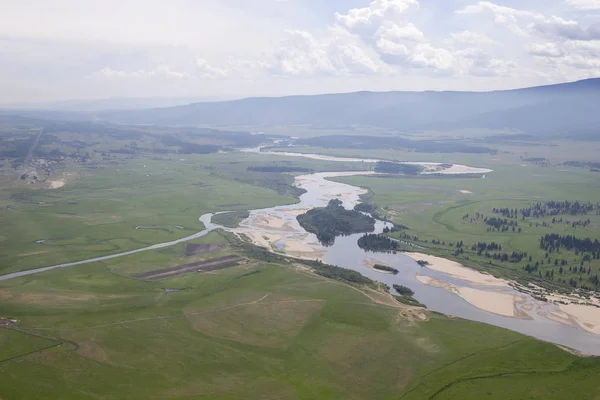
[[1, 150, 599, 355]]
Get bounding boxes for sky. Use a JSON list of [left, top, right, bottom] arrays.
[[1, 0, 599, 103]]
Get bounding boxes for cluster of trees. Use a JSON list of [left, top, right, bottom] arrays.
[[485, 217, 520, 232], [392, 232, 420, 242], [312, 262, 375, 285], [492, 208, 521, 219], [393, 284, 414, 296], [472, 242, 502, 252], [373, 264, 399, 274], [523, 201, 599, 218], [358, 234, 399, 252], [297, 199, 375, 245], [493, 201, 600, 220], [382, 225, 409, 234], [568, 218, 591, 229], [540, 234, 600, 254], [482, 251, 527, 263], [564, 161, 600, 170], [374, 162, 423, 175]]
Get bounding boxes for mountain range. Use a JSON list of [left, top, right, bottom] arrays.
[[3, 78, 599, 138], [100, 78, 600, 137]]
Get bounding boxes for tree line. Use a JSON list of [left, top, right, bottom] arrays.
[[540, 234, 600, 254], [495, 201, 600, 219]]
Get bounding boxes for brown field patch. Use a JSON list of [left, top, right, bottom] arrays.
[[137, 255, 246, 280], [184, 243, 226, 256], [0, 290, 14, 300], [78, 338, 112, 365]]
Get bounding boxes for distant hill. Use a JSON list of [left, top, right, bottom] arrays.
[[2, 79, 599, 138], [0, 96, 231, 112], [96, 78, 599, 137]]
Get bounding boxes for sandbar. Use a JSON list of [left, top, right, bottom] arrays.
[[406, 253, 509, 287], [558, 303, 600, 335], [416, 275, 525, 318]]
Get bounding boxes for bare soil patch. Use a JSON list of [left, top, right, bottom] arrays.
[[136, 255, 246, 280], [184, 243, 226, 256]]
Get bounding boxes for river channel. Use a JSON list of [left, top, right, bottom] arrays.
[[1, 150, 599, 354]]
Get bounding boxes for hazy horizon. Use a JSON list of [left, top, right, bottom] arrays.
[[2, 0, 600, 103]]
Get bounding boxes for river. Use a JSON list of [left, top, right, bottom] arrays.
[[1, 150, 599, 355]]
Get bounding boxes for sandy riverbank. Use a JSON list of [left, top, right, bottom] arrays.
[[411, 253, 600, 334], [416, 275, 527, 318], [558, 304, 600, 335], [406, 253, 509, 287], [250, 214, 291, 230]]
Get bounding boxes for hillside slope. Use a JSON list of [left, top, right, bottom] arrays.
[[100, 78, 600, 135]]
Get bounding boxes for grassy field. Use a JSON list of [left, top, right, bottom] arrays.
[[1, 241, 599, 399], [0, 150, 371, 275]]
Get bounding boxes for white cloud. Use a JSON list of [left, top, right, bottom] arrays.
[[458, 2, 600, 40], [531, 16, 600, 40], [456, 2, 537, 19], [528, 42, 564, 57], [566, 39, 600, 55], [196, 58, 229, 79], [565, 0, 600, 10], [269, 0, 521, 78], [457, 48, 517, 76], [2, 0, 600, 102], [267, 29, 385, 76], [335, 0, 419, 34], [269, 30, 336, 75], [99, 65, 190, 79], [376, 22, 426, 43], [97, 59, 230, 80], [561, 54, 600, 68], [406, 44, 456, 72], [451, 31, 498, 45]]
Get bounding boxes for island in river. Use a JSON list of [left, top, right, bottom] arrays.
[[296, 199, 375, 245]]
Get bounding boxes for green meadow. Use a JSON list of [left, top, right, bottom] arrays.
[[0, 152, 367, 275], [1, 130, 599, 399], [1, 243, 599, 399]]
